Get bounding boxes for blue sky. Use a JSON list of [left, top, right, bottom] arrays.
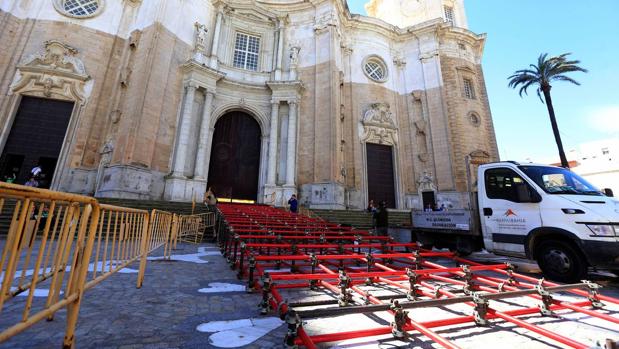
[[347, 0, 619, 162]]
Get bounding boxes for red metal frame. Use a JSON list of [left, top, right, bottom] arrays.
[[216, 203, 619, 348]]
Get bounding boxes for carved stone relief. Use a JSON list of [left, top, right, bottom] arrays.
[[360, 103, 398, 146], [11, 40, 90, 102]]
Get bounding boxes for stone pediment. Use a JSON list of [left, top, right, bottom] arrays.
[[225, 0, 279, 24], [17, 40, 88, 80], [11, 40, 90, 102]]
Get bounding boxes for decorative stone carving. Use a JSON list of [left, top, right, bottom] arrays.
[[289, 44, 300, 68], [194, 22, 208, 54], [110, 110, 122, 124], [360, 103, 398, 145], [362, 103, 396, 127], [418, 172, 437, 192], [96, 139, 114, 192], [129, 30, 141, 48], [11, 40, 90, 102], [414, 119, 426, 135], [120, 67, 132, 87], [393, 51, 406, 67], [314, 10, 338, 32]]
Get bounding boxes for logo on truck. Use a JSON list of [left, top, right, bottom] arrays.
[[504, 209, 517, 217]]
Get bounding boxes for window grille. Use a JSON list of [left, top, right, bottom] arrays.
[[233, 33, 260, 71]]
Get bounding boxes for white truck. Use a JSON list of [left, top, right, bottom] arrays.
[[412, 161, 619, 282]]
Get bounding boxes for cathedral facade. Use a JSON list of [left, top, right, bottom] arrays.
[[0, 0, 498, 209]]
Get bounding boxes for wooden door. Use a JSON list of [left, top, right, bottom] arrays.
[[207, 112, 261, 201], [0, 96, 74, 187], [366, 143, 396, 208]]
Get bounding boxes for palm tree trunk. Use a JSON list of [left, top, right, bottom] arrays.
[[542, 87, 570, 168]]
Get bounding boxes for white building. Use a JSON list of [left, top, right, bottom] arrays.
[[569, 138, 619, 195]]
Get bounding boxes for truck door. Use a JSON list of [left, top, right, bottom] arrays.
[[480, 167, 542, 255]]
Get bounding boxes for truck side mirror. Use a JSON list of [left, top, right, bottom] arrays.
[[604, 188, 614, 197]]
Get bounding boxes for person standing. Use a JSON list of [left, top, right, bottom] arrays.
[[366, 199, 376, 213], [367, 199, 377, 229], [375, 200, 389, 236], [203, 187, 217, 210], [288, 194, 298, 213]]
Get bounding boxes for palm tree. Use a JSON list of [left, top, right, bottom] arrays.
[[508, 53, 587, 168]]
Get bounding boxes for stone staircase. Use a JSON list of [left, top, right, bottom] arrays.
[[310, 209, 412, 230]]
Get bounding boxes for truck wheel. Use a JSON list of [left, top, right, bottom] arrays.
[[536, 240, 587, 283]]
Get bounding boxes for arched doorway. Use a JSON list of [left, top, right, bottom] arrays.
[[207, 111, 261, 201]]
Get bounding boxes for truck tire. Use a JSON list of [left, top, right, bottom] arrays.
[[536, 240, 587, 283]]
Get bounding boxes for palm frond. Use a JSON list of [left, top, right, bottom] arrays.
[[552, 75, 581, 85], [508, 52, 587, 103]]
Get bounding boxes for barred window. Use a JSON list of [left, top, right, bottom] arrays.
[[365, 61, 385, 81], [233, 33, 260, 71], [463, 79, 475, 99], [362, 56, 389, 83], [54, 0, 102, 18], [444, 6, 455, 25]]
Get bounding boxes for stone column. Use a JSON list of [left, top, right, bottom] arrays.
[[194, 90, 215, 180], [285, 100, 297, 186], [267, 101, 280, 185], [274, 19, 284, 80], [209, 8, 224, 69], [172, 82, 197, 177]]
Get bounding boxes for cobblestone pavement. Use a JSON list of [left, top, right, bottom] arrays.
[[1, 243, 618, 349], [0, 243, 287, 349]]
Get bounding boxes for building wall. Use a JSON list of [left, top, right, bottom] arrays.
[[0, 0, 498, 209]]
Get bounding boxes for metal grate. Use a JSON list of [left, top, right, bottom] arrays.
[[63, 0, 99, 17], [463, 78, 475, 99]]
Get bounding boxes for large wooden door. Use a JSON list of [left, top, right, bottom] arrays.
[[366, 143, 396, 208], [0, 96, 74, 188], [207, 112, 261, 201]]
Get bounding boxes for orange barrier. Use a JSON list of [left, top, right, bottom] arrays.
[[0, 183, 176, 348], [175, 213, 215, 245]]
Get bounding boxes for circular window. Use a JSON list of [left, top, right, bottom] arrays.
[[468, 112, 481, 126], [362, 56, 388, 83], [54, 0, 104, 18]]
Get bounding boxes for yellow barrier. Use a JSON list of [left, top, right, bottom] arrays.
[[175, 213, 215, 244], [0, 183, 176, 348]]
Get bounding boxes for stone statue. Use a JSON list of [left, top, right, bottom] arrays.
[[95, 139, 114, 193], [289, 45, 300, 67], [194, 22, 208, 53]]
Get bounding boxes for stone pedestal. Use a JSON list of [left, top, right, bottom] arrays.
[[96, 165, 166, 200], [263, 185, 284, 206], [300, 182, 346, 209], [163, 177, 207, 202]]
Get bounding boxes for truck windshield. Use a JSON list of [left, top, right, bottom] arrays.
[[518, 165, 602, 196]]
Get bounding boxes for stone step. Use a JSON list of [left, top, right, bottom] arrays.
[[310, 209, 411, 230]]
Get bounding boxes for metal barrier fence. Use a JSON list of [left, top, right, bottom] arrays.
[[0, 183, 178, 348], [175, 213, 215, 245]]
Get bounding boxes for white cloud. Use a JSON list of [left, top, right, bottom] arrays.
[[587, 106, 619, 134]]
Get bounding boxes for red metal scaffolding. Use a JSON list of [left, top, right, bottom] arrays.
[[215, 203, 619, 348]]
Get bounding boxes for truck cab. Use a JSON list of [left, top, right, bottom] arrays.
[[478, 162, 619, 282]]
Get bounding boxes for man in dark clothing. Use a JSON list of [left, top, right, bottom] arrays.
[[375, 200, 389, 236], [288, 194, 298, 213]]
